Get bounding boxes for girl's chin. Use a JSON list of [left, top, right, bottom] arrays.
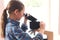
[[16, 18, 20, 21]]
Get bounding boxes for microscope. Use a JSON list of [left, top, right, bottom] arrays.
[[24, 13, 40, 30]]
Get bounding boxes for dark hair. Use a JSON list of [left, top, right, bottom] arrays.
[[2, 0, 24, 37]]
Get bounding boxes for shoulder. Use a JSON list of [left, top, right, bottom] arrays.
[[6, 22, 15, 32]]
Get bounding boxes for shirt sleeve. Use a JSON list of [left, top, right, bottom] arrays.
[[8, 26, 43, 40], [21, 23, 28, 32]]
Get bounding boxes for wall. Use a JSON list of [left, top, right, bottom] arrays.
[[59, 0, 60, 35], [50, 0, 60, 40], [0, 0, 4, 40]]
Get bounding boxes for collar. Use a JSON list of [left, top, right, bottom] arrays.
[[7, 18, 20, 26]]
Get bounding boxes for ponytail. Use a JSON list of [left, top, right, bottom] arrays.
[[2, 9, 7, 37]]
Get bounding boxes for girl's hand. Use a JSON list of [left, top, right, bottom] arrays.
[[37, 21, 45, 34], [24, 15, 27, 24]]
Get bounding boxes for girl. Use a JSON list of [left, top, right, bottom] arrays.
[[1, 0, 45, 40]]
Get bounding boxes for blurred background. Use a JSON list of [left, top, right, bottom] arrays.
[[0, 0, 60, 40]]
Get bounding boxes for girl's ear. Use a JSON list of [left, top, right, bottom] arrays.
[[14, 9, 19, 15]]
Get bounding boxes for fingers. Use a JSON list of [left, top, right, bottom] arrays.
[[37, 21, 45, 34], [24, 16, 27, 24], [40, 21, 45, 30]]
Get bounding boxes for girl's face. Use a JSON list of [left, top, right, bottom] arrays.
[[14, 8, 25, 20]]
